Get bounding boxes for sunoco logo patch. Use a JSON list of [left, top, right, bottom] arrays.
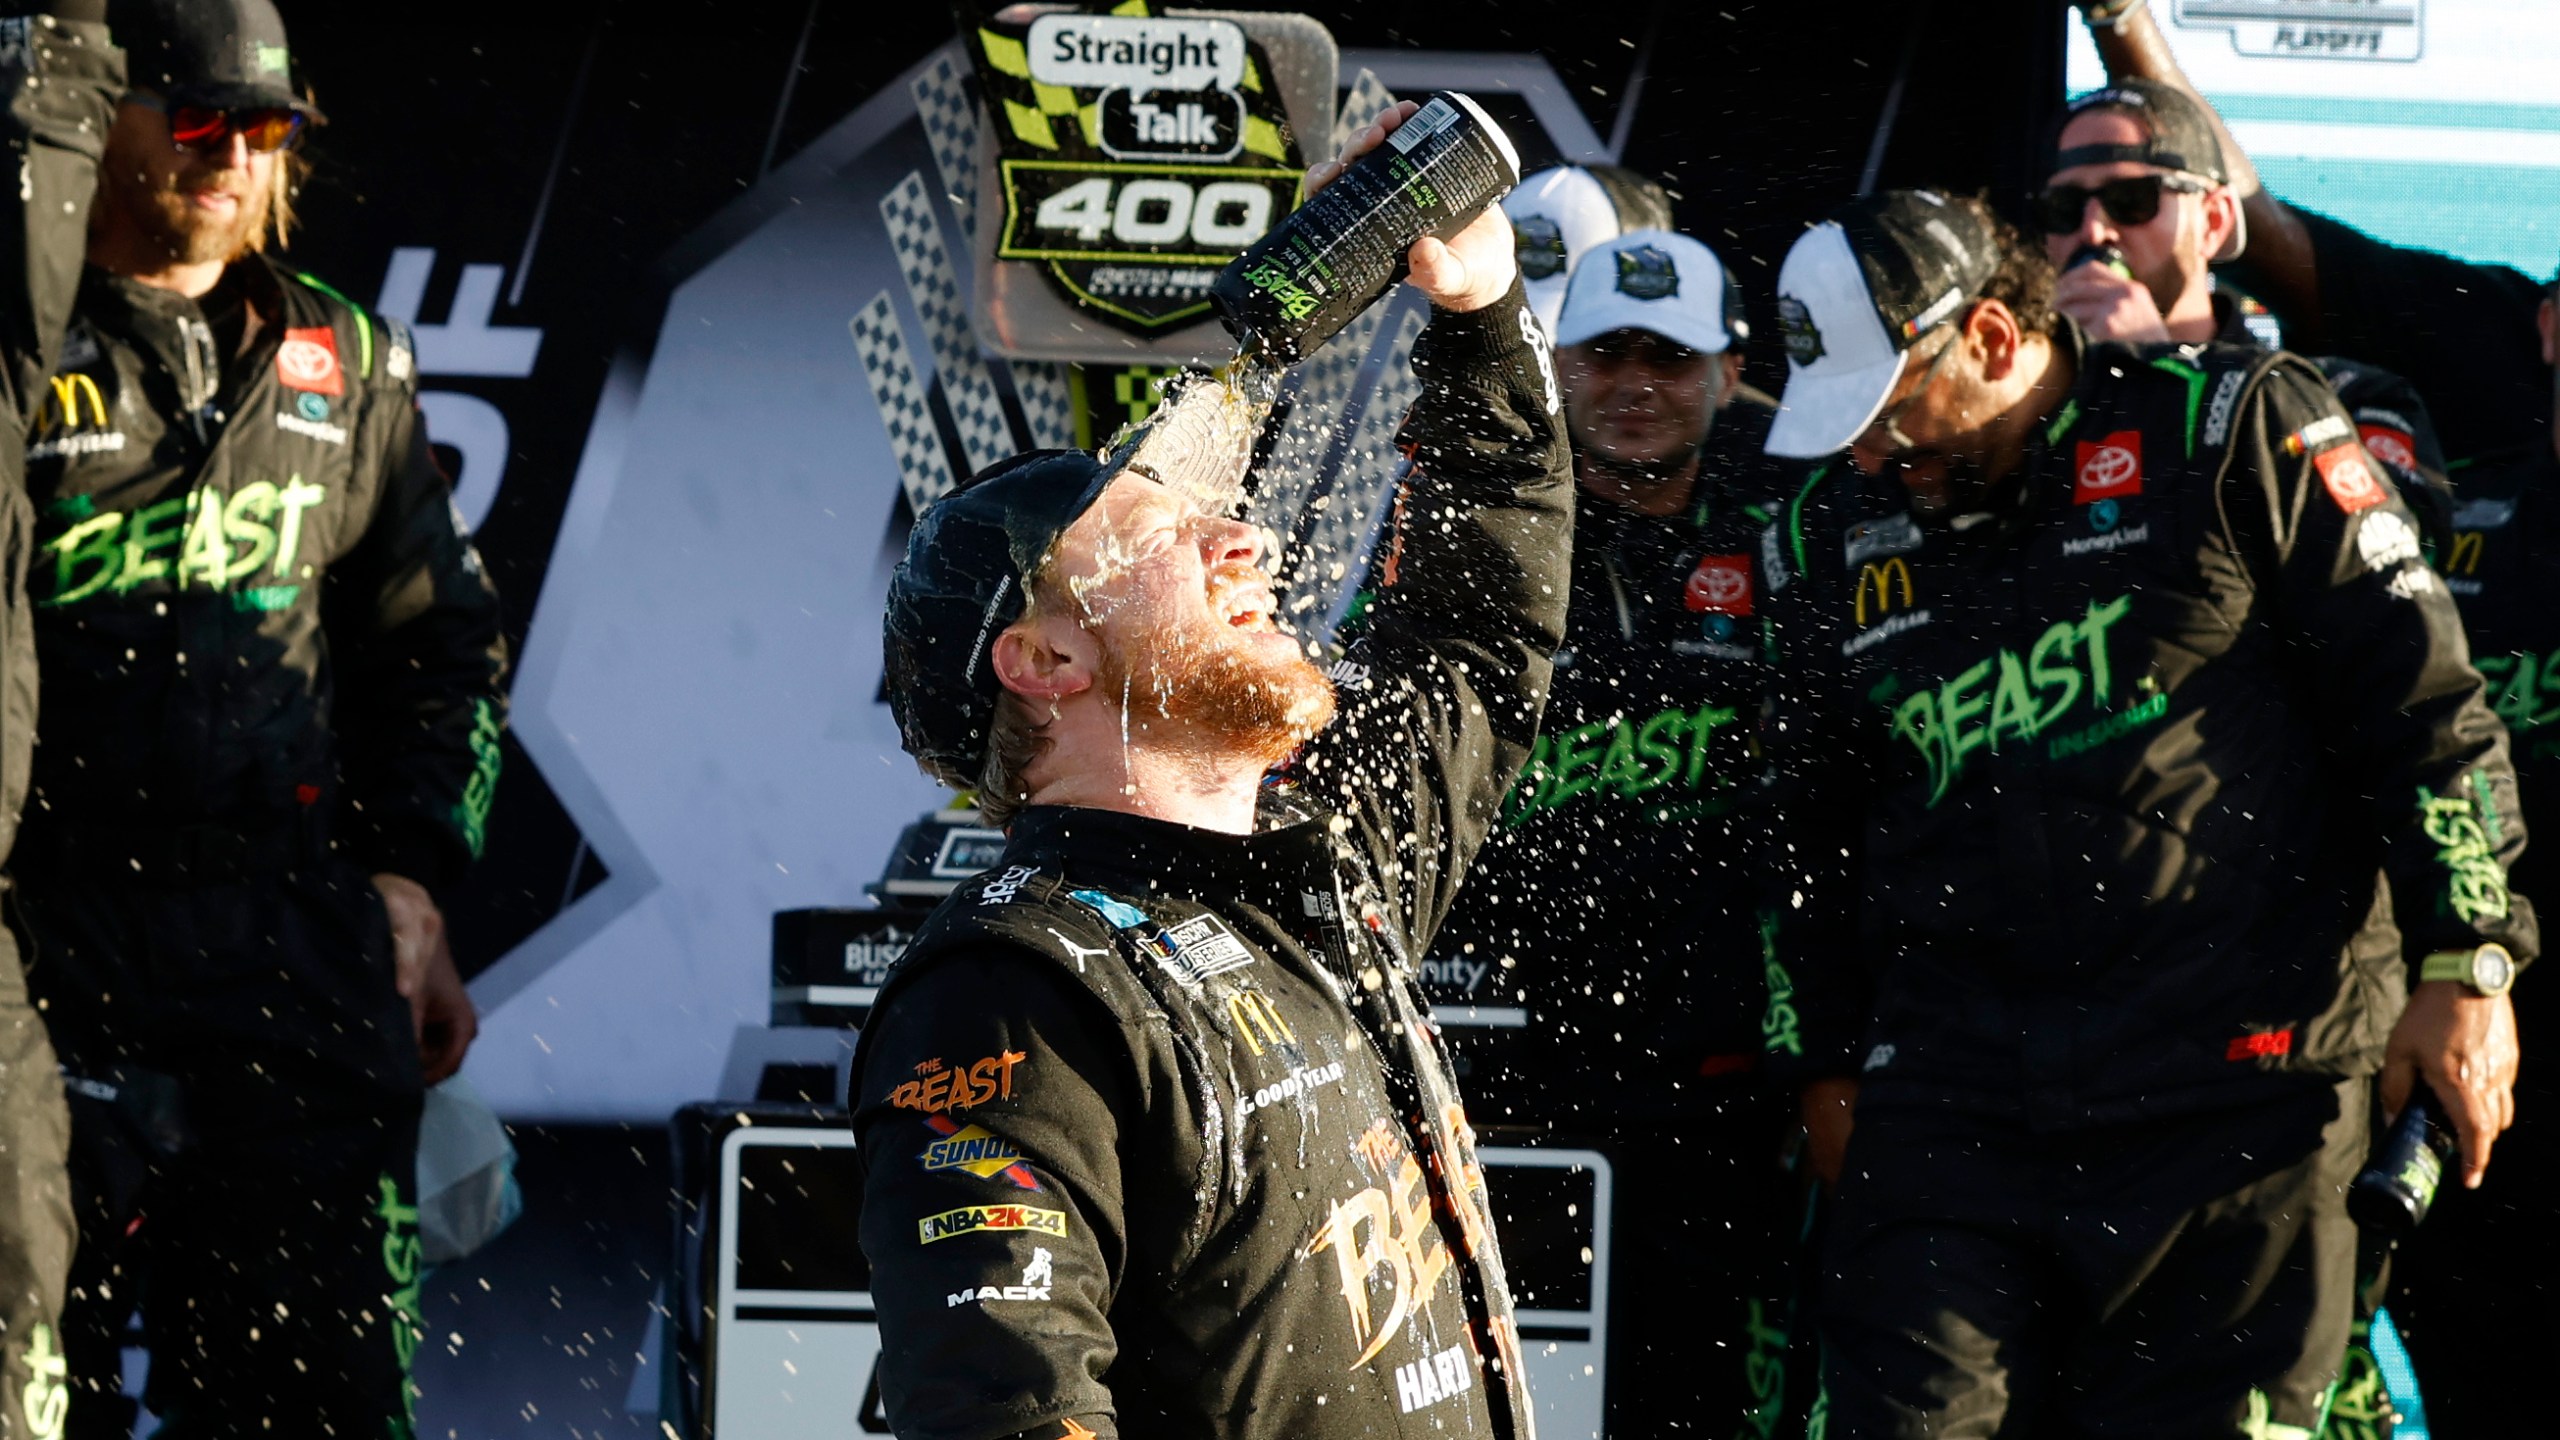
[[1777, 295, 1824, 366], [1615, 245, 1679, 301]]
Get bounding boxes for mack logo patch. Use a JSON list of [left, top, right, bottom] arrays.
[[917, 1203, 1067, 1245], [1684, 554, 1753, 616], [2357, 511, 2422, 573], [2073, 430, 2142, 503], [275, 328, 343, 396], [920, 1114, 1042, 1190], [1513, 213, 1567, 280], [2314, 443, 2388, 514], [1614, 244, 1680, 301], [1776, 295, 1824, 367], [948, 1248, 1056, 1306], [2358, 424, 2417, 472]]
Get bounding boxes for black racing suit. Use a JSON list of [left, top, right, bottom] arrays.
[[1416, 399, 1803, 1437], [9, 240, 507, 1433], [0, 6, 118, 1434], [2233, 213, 2558, 1439], [1760, 325, 2536, 1437], [852, 287, 1570, 1440]]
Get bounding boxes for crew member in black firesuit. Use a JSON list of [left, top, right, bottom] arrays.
[[858, 100, 1566, 1440], [7, 0, 506, 1431], [1758, 189, 2534, 1436], [2079, 8, 2560, 1427], [2035, 62, 2460, 1430], [1415, 226, 1800, 1436], [0, 3, 123, 1431]]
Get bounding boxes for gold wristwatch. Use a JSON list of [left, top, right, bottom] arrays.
[[2418, 943, 2517, 997]]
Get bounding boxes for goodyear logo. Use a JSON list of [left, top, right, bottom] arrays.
[[917, 1203, 1068, 1245]]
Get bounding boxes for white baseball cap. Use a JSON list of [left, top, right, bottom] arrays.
[[1553, 229, 1739, 356], [1764, 190, 2001, 459], [1504, 165, 1674, 336]]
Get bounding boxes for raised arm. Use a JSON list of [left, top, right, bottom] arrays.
[[0, 1, 122, 437], [1293, 105, 1573, 954]]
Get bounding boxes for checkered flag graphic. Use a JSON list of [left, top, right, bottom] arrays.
[[1282, 304, 1427, 629], [1010, 361, 1080, 450], [882, 171, 1012, 475], [1253, 306, 1389, 575], [850, 292, 956, 517], [909, 48, 982, 242], [1332, 69, 1399, 154]]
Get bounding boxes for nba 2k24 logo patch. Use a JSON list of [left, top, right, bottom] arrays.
[[916, 1203, 1067, 1245], [2073, 430, 2142, 503]]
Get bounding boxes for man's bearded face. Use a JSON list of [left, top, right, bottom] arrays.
[[1062, 476, 1335, 769], [97, 95, 277, 267]]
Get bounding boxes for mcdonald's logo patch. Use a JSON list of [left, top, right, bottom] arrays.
[[2073, 430, 2142, 504], [275, 327, 343, 395], [1854, 557, 1915, 627], [28, 374, 124, 462], [2313, 443, 2387, 514], [1685, 554, 1753, 616], [1226, 989, 1296, 1057], [2448, 532, 2485, 576], [41, 373, 106, 429], [919, 1113, 1041, 1190], [916, 1203, 1067, 1245]]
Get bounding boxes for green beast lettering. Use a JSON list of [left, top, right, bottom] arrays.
[[2418, 788, 2511, 925], [2476, 649, 2560, 737], [1886, 594, 2145, 804], [1742, 1297, 1789, 1439], [36, 478, 331, 606], [376, 1174, 423, 1440], [1503, 702, 1739, 827], [456, 699, 503, 858], [21, 1321, 64, 1440], [1759, 911, 1802, 1057]]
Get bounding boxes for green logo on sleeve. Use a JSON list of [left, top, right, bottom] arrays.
[[455, 699, 503, 859], [2418, 786, 2510, 925]]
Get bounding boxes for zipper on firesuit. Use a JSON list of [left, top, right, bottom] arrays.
[[175, 313, 220, 444]]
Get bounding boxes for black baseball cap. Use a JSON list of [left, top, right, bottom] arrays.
[[1765, 189, 2002, 459], [883, 450, 1116, 785], [110, 0, 322, 119], [2050, 79, 2240, 260]]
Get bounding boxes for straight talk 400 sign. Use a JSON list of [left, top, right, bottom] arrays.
[[962, 3, 1337, 363]]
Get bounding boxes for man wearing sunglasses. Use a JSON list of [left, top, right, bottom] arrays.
[[1756, 188, 2531, 1436], [2077, 7, 2560, 1429], [6, 0, 507, 1432], [1412, 227, 1804, 1435]]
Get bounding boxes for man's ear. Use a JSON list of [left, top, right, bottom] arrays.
[[990, 612, 1096, 704], [1966, 298, 2026, 382], [2200, 186, 2242, 266], [1716, 352, 1744, 408], [2538, 295, 2554, 367]]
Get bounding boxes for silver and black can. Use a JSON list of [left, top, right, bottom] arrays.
[[2348, 1090, 2459, 1233], [1211, 90, 1522, 367]]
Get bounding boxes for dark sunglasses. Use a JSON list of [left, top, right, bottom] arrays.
[[1582, 330, 1707, 368], [127, 93, 306, 156], [2031, 173, 2206, 235]]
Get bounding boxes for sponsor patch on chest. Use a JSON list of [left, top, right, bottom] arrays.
[[275, 327, 344, 395], [2072, 430, 2142, 504]]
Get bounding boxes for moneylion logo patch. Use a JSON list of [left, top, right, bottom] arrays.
[[1777, 295, 1824, 366], [917, 1203, 1068, 1245]]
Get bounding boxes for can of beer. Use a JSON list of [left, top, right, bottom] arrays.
[[2347, 1090, 2459, 1233], [1212, 90, 1522, 367]]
